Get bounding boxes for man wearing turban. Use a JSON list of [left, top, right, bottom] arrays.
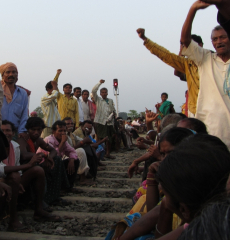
[[0, 63, 28, 139]]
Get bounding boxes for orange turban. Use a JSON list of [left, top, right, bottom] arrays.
[[0, 62, 17, 76], [0, 62, 18, 103]]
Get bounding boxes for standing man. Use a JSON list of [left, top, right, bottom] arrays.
[[0, 63, 28, 139], [41, 69, 62, 138], [56, 82, 79, 129], [92, 80, 116, 159], [73, 87, 84, 124], [81, 90, 95, 121], [181, 1, 230, 148]]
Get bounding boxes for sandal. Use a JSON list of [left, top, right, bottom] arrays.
[[34, 214, 62, 222]]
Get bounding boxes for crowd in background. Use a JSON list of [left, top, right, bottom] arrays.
[[0, 0, 230, 238]]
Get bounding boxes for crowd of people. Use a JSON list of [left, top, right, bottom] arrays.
[[0, 0, 230, 238]]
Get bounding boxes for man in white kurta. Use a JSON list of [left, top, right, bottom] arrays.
[[181, 1, 230, 149]]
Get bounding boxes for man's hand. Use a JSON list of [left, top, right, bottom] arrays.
[[28, 153, 43, 167], [0, 182, 12, 202], [136, 28, 147, 41], [45, 157, 55, 169], [83, 137, 93, 145], [67, 159, 75, 175], [61, 135, 68, 143], [148, 161, 161, 177], [102, 136, 109, 142], [136, 137, 145, 143], [100, 79, 105, 84], [148, 145, 161, 160], [192, 0, 211, 10], [136, 141, 148, 150], [128, 162, 138, 178], [145, 111, 159, 124], [18, 132, 29, 141], [57, 69, 62, 74]]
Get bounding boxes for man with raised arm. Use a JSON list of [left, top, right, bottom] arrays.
[[92, 80, 116, 159], [41, 69, 62, 138], [0, 63, 28, 139], [180, 0, 230, 148], [136, 29, 202, 117]]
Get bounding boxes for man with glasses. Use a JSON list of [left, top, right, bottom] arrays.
[[180, 0, 230, 149]]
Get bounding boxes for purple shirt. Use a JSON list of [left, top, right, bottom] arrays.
[[38, 134, 78, 159]]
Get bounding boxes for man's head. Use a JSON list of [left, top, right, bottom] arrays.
[[25, 117, 46, 140], [62, 117, 74, 133], [82, 90, 89, 102], [0, 62, 18, 85], [1, 120, 16, 143], [52, 120, 67, 141], [73, 87, 81, 98], [63, 83, 72, 95], [82, 120, 93, 135], [161, 92, 168, 102], [211, 25, 230, 55], [100, 88, 108, 99], [191, 34, 203, 47], [126, 119, 131, 125], [45, 81, 53, 94]]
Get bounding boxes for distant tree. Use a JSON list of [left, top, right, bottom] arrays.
[[140, 112, 146, 118], [128, 110, 139, 119], [33, 106, 44, 118]]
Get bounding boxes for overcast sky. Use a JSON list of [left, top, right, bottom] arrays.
[[0, 0, 218, 114]]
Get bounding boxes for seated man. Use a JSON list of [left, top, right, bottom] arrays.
[[74, 120, 107, 168], [125, 118, 139, 140], [41, 120, 80, 193], [18, 117, 68, 205], [1, 120, 60, 232], [63, 117, 97, 184]]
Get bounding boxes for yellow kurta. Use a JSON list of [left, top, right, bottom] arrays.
[[144, 39, 199, 115]]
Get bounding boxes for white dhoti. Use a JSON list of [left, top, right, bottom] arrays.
[[75, 148, 90, 175]]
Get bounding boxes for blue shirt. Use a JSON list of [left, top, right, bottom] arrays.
[[1, 86, 28, 133]]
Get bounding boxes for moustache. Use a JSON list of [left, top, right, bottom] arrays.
[[8, 76, 15, 80]]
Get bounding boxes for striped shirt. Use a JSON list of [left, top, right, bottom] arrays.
[[41, 90, 61, 127]]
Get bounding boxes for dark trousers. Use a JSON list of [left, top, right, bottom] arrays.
[[63, 159, 79, 188]]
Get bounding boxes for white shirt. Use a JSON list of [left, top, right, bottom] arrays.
[[92, 82, 116, 125], [182, 40, 230, 148], [0, 141, 21, 178], [125, 124, 134, 131], [81, 100, 91, 121], [74, 96, 84, 122], [41, 90, 61, 127]]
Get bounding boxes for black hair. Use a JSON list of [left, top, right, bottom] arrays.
[[62, 117, 73, 122], [2, 120, 17, 133], [100, 87, 108, 92], [178, 118, 208, 134], [191, 34, 203, 44], [159, 127, 193, 147], [73, 87, 81, 93], [156, 134, 230, 217], [175, 113, 187, 119], [127, 117, 132, 120], [178, 197, 230, 240], [45, 81, 53, 90], [82, 89, 89, 95], [52, 120, 66, 131], [25, 117, 46, 130], [83, 120, 93, 126], [161, 92, 168, 98], [63, 83, 72, 89]]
